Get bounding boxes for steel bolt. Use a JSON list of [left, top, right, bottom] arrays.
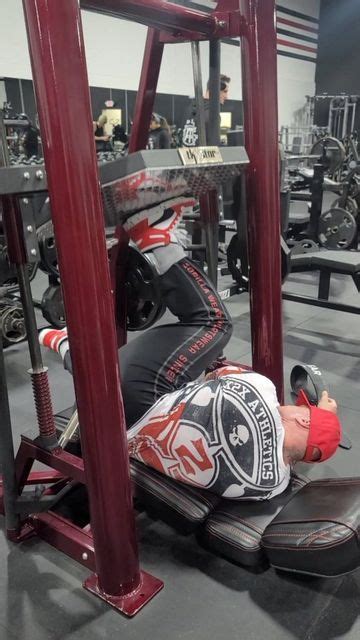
[[27, 225, 33, 233], [30, 248, 37, 256], [23, 172, 30, 180], [218, 20, 226, 28], [22, 198, 29, 205], [82, 552, 88, 561], [36, 170, 44, 180]]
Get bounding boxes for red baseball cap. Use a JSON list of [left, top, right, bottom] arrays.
[[296, 390, 342, 462]]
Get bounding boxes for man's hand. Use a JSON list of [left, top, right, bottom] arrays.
[[318, 390, 338, 414]]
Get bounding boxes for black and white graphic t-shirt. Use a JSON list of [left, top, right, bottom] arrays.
[[127, 372, 290, 500]]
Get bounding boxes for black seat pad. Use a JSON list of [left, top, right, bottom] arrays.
[[262, 477, 360, 577], [298, 168, 339, 190], [198, 474, 308, 568], [291, 250, 360, 273], [310, 251, 360, 273]]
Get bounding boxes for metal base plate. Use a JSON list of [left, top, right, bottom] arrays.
[[83, 570, 164, 617]]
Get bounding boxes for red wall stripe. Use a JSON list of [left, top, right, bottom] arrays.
[[277, 17, 318, 34], [277, 38, 317, 54]]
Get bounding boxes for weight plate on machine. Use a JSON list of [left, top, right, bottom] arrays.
[[124, 245, 166, 331], [41, 284, 66, 328], [1, 303, 26, 345], [331, 196, 358, 218], [0, 239, 37, 286], [349, 175, 360, 198], [310, 137, 346, 173], [37, 220, 59, 278], [318, 207, 357, 249], [290, 238, 319, 255]]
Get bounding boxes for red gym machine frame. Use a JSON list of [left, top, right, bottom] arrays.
[[0, 0, 283, 617]]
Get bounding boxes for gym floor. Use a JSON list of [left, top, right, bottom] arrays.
[[2, 264, 360, 640]]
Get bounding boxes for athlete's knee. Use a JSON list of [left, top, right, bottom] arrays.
[[223, 308, 233, 337], [219, 308, 233, 348], [208, 293, 232, 335]]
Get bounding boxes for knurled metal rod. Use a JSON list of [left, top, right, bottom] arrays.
[[0, 112, 58, 447]]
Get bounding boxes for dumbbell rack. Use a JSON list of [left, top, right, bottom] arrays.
[[0, 0, 284, 618]]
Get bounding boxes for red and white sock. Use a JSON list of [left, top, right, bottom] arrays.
[[39, 328, 69, 361]]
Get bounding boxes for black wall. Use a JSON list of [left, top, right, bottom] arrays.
[[315, 0, 360, 129], [316, 0, 360, 95], [4, 77, 243, 133]]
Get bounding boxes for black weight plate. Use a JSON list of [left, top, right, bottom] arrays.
[[39, 235, 59, 277], [310, 137, 346, 173], [318, 207, 357, 249], [291, 239, 319, 255], [332, 196, 358, 218], [0, 239, 37, 286], [1, 305, 26, 344], [41, 285, 66, 329], [38, 220, 59, 278], [349, 176, 360, 198], [124, 246, 165, 331]]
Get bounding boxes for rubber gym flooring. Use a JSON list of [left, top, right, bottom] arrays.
[[1, 262, 360, 640]]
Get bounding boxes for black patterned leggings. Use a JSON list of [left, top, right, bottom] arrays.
[[119, 258, 232, 427]]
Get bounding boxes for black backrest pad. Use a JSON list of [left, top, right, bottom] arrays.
[[262, 478, 360, 577], [198, 475, 307, 568]]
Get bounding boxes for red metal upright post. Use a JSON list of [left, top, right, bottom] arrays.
[[22, 0, 162, 615], [239, 0, 284, 400], [129, 28, 164, 153]]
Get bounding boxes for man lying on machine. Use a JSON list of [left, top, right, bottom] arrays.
[[39, 197, 342, 501]]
